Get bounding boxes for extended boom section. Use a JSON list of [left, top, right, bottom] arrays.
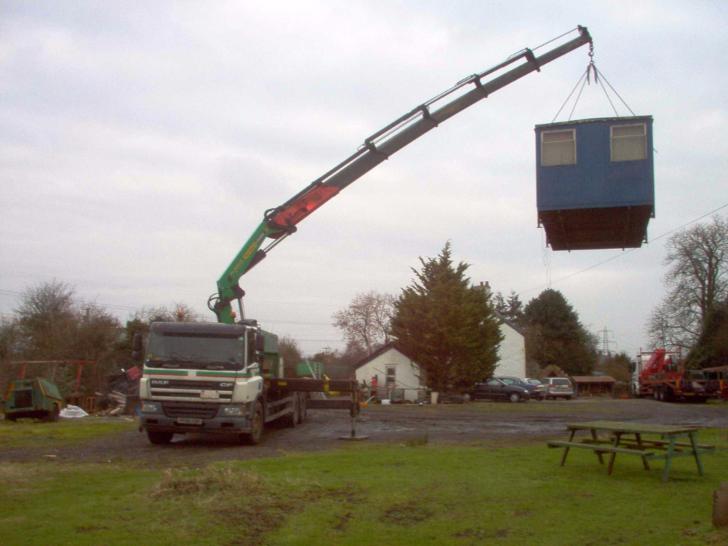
[[211, 26, 592, 323]]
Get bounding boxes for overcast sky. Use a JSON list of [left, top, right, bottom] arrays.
[[1, 1, 727, 357]]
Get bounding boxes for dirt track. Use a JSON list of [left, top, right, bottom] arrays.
[[2, 398, 726, 466]]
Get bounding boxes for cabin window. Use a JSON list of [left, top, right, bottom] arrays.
[[611, 123, 647, 162], [541, 129, 576, 166], [386, 365, 396, 388]]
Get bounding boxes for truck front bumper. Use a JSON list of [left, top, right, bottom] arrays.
[[140, 400, 253, 434]]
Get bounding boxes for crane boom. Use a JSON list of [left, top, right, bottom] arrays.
[[211, 26, 593, 323]]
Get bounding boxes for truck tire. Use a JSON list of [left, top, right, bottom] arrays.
[[282, 395, 299, 428], [147, 430, 173, 445], [242, 401, 264, 445]]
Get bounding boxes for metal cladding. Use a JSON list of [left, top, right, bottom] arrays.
[[535, 116, 654, 251]]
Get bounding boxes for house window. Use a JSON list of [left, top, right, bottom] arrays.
[[385, 365, 396, 388], [541, 129, 576, 166], [611, 123, 646, 162]]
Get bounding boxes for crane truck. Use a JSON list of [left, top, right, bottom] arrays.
[[138, 26, 594, 445], [633, 349, 721, 403]]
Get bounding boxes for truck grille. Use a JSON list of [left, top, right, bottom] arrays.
[[162, 402, 219, 419], [150, 378, 234, 400], [150, 379, 234, 390]]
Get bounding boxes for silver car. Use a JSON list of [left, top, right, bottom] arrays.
[[542, 377, 574, 400]]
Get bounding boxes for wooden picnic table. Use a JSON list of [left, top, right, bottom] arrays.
[[547, 420, 715, 482]]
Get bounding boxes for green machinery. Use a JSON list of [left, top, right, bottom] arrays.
[[3, 378, 64, 421]]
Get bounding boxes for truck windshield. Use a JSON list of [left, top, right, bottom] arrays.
[[145, 332, 244, 371]]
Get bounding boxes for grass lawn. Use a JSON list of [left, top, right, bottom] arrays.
[[0, 429, 727, 545], [0, 417, 137, 448]]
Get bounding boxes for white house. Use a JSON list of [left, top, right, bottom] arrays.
[[494, 320, 526, 378], [354, 344, 426, 402], [354, 321, 526, 400]]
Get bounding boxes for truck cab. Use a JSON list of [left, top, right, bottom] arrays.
[[138, 321, 295, 444]]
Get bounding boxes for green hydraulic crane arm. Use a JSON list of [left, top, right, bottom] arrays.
[[210, 26, 593, 324]]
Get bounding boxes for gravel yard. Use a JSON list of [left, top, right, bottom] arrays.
[[1, 398, 725, 466]]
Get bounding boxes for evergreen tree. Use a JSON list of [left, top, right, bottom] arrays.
[[494, 290, 525, 326], [523, 289, 596, 375], [391, 242, 502, 391]]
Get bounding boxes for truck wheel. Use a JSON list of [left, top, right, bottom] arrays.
[[242, 401, 264, 445], [147, 430, 173, 445], [283, 395, 299, 428]]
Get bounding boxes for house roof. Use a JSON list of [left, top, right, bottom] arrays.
[[352, 342, 418, 370], [572, 375, 616, 384], [494, 312, 525, 336]]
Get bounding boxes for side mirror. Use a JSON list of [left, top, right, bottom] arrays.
[[132, 332, 143, 362], [256, 333, 266, 353]]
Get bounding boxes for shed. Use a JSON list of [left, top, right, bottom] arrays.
[[572, 375, 616, 396], [535, 116, 654, 250]]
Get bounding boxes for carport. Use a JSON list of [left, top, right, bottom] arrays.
[[572, 375, 616, 396]]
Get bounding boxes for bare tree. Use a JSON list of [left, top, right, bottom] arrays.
[[134, 303, 202, 323], [9, 281, 121, 395], [15, 280, 76, 359], [649, 215, 728, 349], [333, 291, 395, 355], [171, 303, 202, 322], [278, 336, 303, 375]]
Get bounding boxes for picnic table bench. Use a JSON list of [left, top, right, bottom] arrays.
[[547, 421, 715, 482]]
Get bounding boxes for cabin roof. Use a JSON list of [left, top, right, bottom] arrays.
[[535, 115, 653, 130]]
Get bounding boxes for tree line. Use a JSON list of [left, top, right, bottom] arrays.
[[0, 280, 203, 397], [4, 214, 722, 397], [331, 214, 728, 391]]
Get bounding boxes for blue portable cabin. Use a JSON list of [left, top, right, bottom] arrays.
[[535, 116, 654, 251]]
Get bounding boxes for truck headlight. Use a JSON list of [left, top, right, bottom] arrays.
[[221, 405, 244, 416], [141, 401, 161, 413]]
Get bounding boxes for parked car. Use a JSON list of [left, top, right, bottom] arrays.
[[524, 378, 547, 400], [496, 376, 545, 400], [470, 378, 530, 403], [542, 377, 575, 400]]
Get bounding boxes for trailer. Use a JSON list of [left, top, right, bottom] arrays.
[[3, 377, 64, 421]]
